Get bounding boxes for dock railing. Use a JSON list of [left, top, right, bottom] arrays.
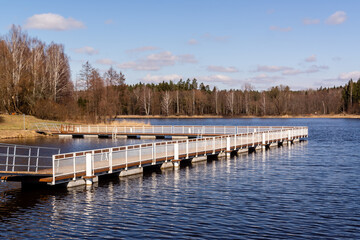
[[0, 143, 60, 173], [55, 124, 300, 136], [51, 126, 308, 185]]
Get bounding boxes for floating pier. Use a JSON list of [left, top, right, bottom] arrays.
[[0, 125, 308, 188]]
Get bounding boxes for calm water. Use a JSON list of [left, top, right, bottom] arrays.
[[1, 118, 360, 239]]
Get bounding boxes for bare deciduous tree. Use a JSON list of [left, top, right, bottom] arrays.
[[161, 91, 172, 116]]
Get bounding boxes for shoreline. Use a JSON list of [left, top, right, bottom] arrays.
[[1, 114, 359, 140], [115, 114, 360, 119]]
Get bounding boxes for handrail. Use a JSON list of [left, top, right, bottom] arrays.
[[51, 126, 308, 183]]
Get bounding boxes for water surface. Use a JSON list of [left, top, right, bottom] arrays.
[[0, 118, 359, 239]]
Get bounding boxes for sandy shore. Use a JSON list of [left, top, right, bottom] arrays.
[[0, 130, 46, 140]]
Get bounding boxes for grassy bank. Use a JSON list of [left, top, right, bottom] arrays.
[[0, 114, 150, 139], [0, 114, 63, 139]]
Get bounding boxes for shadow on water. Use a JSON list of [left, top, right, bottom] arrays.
[[0, 184, 69, 221], [0, 116, 4, 124]]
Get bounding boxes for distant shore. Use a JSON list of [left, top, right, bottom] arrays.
[[1, 113, 359, 140], [114, 114, 360, 119]]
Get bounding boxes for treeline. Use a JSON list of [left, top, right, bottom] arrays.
[[342, 79, 360, 114], [0, 25, 72, 118], [0, 26, 359, 122]]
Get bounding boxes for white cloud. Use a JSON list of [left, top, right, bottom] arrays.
[[141, 74, 182, 83], [73, 46, 99, 55], [269, 25, 292, 32], [282, 65, 328, 76], [96, 58, 116, 65], [303, 18, 320, 25], [255, 65, 291, 72], [24, 13, 85, 31], [105, 19, 114, 25], [126, 46, 158, 54], [267, 9, 275, 14], [246, 74, 282, 84], [325, 11, 347, 25], [199, 74, 234, 83], [178, 54, 197, 63], [207, 65, 239, 73], [305, 65, 328, 73], [338, 71, 360, 81], [282, 69, 303, 76], [188, 39, 198, 45], [118, 51, 197, 71], [305, 54, 317, 62], [202, 33, 230, 42]]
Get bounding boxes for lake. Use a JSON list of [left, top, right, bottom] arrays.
[[0, 118, 359, 239]]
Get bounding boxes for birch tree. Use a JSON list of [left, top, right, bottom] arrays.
[[161, 91, 172, 116]]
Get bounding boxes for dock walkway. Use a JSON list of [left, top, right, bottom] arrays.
[[0, 125, 308, 187]]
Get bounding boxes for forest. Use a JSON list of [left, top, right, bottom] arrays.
[[0, 25, 359, 122]]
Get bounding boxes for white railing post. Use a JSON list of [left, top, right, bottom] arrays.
[[173, 142, 179, 168], [12, 146, 16, 172], [165, 142, 168, 161], [139, 145, 142, 167], [153, 143, 156, 164], [27, 148, 31, 172], [226, 137, 230, 152], [186, 139, 189, 158], [109, 148, 113, 173], [262, 133, 265, 145], [213, 137, 215, 154], [252, 132, 255, 147], [234, 134, 237, 149], [174, 142, 179, 159], [195, 138, 198, 157], [52, 155, 55, 185], [125, 146, 128, 170], [73, 153, 76, 180], [204, 138, 207, 153], [85, 153, 93, 185]]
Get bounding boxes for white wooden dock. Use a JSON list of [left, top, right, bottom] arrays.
[[1, 125, 308, 187]]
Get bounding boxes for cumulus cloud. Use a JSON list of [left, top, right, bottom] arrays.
[[118, 51, 197, 71], [141, 74, 182, 83], [303, 18, 320, 25], [202, 33, 230, 42], [96, 58, 116, 65], [199, 74, 234, 83], [338, 71, 360, 81], [126, 46, 158, 54], [305, 54, 317, 62], [282, 65, 328, 76], [255, 64, 327, 76], [269, 25, 292, 32], [178, 54, 198, 63], [282, 69, 303, 76], [104, 19, 114, 25], [24, 13, 85, 30], [73, 46, 99, 55], [246, 74, 283, 84], [207, 65, 239, 73], [255, 65, 291, 72], [325, 11, 347, 25], [188, 39, 198, 45]]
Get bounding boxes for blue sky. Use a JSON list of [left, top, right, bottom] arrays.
[[1, 0, 359, 90]]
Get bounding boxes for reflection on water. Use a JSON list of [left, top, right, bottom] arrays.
[[0, 119, 360, 239]]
